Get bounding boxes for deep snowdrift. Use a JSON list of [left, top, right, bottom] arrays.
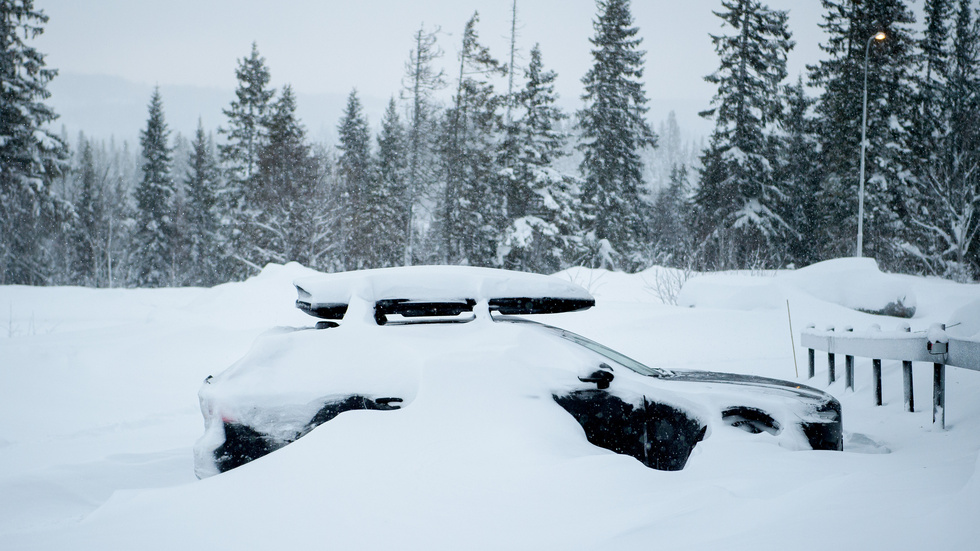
[[1, 259, 978, 550]]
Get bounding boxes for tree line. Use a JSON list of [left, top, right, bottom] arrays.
[[2, 0, 979, 288], [691, 0, 980, 282]]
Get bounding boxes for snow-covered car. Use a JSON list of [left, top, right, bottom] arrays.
[[193, 266, 842, 478]]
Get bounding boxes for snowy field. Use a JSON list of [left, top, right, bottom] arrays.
[[1, 259, 979, 550]]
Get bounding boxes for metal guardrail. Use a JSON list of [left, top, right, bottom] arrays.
[[800, 323, 980, 429]]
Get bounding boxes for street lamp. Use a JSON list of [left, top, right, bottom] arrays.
[[856, 31, 887, 258]]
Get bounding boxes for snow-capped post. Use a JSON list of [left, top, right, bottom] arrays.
[[901, 323, 914, 412], [928, 323, 948, 429], [826, 325, 836, 385], [787, 301, 799, 378], [870, 324, 882, 406], [806, 323, 816, 379], [873, 358, 883, 405], [844, 326, 855, 391]]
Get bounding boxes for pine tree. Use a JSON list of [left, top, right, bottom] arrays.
[[903, 0, 980, 280], [60, 136, 135, 287], [914, 0, 954, 153], [652, 111, 684, 187], [694, 0, 795, 269], [184, 121, 222, 286], [101, 138, 137, 287], [401, 25, 445, 265], [336, 89, 374, 270], [247, 86, 327, 269], [0, 0, 69, 284], [168, 132, 193, 286], [807, 0, 917, 263], [132, 88, 177, 287], [779, 77, 824, 267], [373, 98, 409, 269], [438, 12, 507, 267], [953, 0, 980, 274], [500, 44, 584, 273], [217, 42, 276, 278], [70, 140, 106, 285], [649, 164, 693, 265], [577, 0, 657, 271], [219, 42, 275, 187]]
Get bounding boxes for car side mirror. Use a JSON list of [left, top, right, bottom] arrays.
[[578, 363, 615, 390]]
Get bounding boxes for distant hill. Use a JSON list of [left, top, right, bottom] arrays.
[[45, 72, 390, 147], [45, 72, 712, 151]]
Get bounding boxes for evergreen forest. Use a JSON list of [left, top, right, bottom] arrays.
[[2, 0, 979, 287]]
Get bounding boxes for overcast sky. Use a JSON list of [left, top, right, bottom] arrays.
[[33, 0, 848, 143]]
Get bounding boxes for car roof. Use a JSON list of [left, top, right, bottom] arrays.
[[294, 266, 595, 320]]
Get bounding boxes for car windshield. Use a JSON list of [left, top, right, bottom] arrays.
[[507, 319, 672, 378]]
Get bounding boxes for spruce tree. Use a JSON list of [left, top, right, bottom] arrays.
[[917, 0, 953, 143], [694, 0, 794, 269], [500, 44, 584, 273], [61, 136, 135, 287], [219, 42, 275, 187], [649, 164, 693, 265], [577, 0, 657, 271], [70, 140, 106, 285], [247, 85, 326, 269], [218, 42, 275, 278], [953, 0, 980, 274], [102, 139, 137, 287], [184, 121, 222, 286], [903, 0, 980, 280], [401, 25, 445, 265], [336, 89, 374, 270], [438, 12, 507, 267], [132, 88, 177, 287], [779, 77, 824, 267], [807, 0, 917, 263], [373, 98, 409, 269], [0, 0, 69, 284], [652, 111, 684, 188]]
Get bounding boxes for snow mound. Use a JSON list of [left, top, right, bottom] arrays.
[[186, 262, 321, 328], [250, 261, 322, 282], [555, 266, 683, 305], [3, 261, 980, 550], [295, 265, 592, 306], [676, 272, 783, 310], [783, 258, 916, 317], [676, 258, 917, 317], [947, 298, 980, 339]]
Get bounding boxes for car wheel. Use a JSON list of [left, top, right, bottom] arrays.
[[554, 390, 706, 471]]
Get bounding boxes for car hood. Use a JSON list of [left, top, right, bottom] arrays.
[[659, 369, 834, 404]]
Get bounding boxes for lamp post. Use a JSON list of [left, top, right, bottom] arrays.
[[856, 31, 887, 258]]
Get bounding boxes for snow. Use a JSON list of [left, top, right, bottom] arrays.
[[295, 264, 593, 307], [677, 257, 918, 316], [2, 259, 980, 550], [948, 298, 980, 339]]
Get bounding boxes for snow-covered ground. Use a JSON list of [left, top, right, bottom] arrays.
[[1, 259, 978, 550]]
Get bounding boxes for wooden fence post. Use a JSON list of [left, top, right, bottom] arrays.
[[870, 324, 882, 406], [932, 324, 947, 429], [806, 323, 815, 379], [901, 323, 914, 412], [827, 325, 836, 385], [844, 327, 855, 391], [873, 359, 883, 406]]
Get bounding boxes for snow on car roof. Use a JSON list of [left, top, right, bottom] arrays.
[[294, 265, 595, 319]]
